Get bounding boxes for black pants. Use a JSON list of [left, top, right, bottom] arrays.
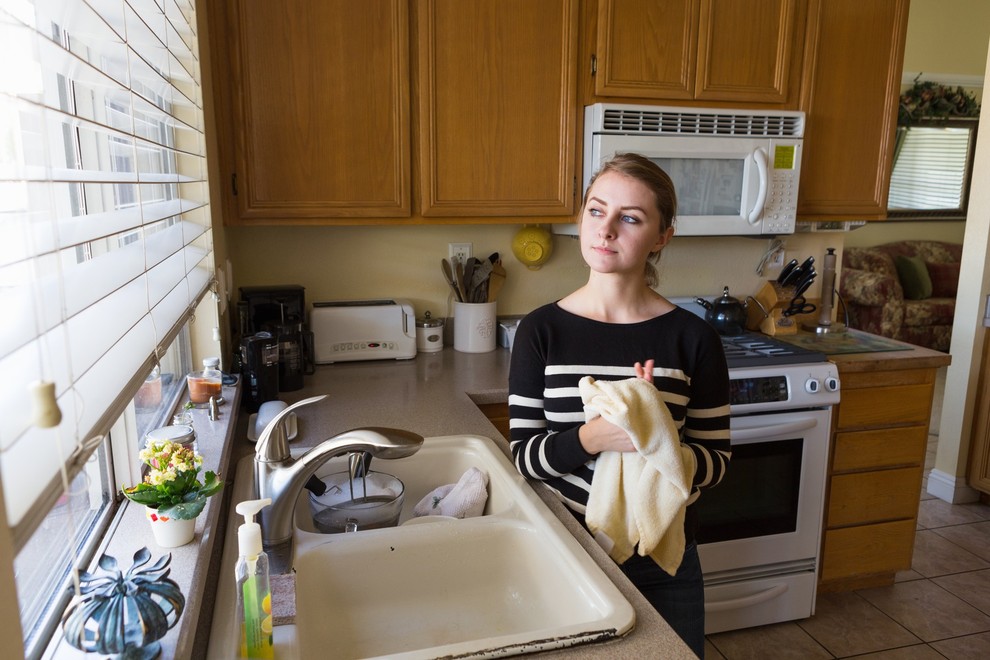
[[619, 542, 705, 659]]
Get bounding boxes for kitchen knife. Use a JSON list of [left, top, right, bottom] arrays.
[[777, 258, 799, 285], [792, 268, 817, 299], [781, 256, 815, 288]]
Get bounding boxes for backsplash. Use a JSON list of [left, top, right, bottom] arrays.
[[226, 224, 842, 319]]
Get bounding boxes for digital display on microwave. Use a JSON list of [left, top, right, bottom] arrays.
[[652, 157, 743, 216], [774, 145, 796, 170]]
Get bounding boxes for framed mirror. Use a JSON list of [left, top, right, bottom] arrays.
[[887, 118, 979, 220]]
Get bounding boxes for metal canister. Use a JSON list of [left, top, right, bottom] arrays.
[[416, 311, 444, 353]]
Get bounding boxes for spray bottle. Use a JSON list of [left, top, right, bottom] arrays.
[[236, 498, 275, 659]]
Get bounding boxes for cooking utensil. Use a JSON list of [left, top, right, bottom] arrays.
[[777, 258, 799, 284], [782, 256, 815, 288], [455, 260, 468, 302], [487, 263, 506, 302], [695, 286, 748, 336], [470, 260, 493, 303], [441, 259, 461, 301], [463, 257, 477, 300]]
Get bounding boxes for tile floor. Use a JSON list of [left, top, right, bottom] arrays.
[[704, 368, 990, 659]]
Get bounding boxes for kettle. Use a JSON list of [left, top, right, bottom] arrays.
[[696, 286, 749, 336]]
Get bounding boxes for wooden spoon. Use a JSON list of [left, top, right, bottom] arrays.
[[487, 263, 506, 302]]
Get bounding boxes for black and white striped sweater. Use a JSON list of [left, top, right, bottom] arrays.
[[508, 303, 732, 542]]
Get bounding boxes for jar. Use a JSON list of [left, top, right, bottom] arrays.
[[187, 359, 222, 405], [416, 311, 444, 353]]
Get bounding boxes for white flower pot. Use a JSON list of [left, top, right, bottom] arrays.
[[145, 506, 196, 547]]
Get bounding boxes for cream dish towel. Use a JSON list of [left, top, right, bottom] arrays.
[[413, 467, 489, 519], [580, 376, 697, 576]]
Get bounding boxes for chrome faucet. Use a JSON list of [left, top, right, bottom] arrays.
[[253, 395, 424, 573]]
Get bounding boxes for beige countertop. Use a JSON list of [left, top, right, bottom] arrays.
[[245, 347, 697, 659]]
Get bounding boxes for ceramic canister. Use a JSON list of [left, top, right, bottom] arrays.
[[416, 311, 444, 353]]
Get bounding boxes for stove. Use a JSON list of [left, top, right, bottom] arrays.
[[719, 332, 826, 370], [674, 296, 839, 634]]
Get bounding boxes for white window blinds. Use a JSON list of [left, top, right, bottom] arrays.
[[888, 124, 976, 212], [0, 0, 213, 548]]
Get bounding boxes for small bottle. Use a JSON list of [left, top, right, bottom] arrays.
[[235, 498, 275, 659]]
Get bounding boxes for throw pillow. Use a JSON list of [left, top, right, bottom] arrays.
[[927, 261, 961, 298], [894, 254, 933, 300]]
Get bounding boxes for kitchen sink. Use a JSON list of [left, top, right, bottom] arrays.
[[208, 435, 635, 659]]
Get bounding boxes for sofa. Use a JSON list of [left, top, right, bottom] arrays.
[[839, 240, 962, 352]]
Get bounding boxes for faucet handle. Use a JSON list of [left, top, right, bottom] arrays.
[[255, 395, 327, 462]]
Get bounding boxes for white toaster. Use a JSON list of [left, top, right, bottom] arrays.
[[311, 299, 417, 363]]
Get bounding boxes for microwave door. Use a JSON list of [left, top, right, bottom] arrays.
[[588, 134, 767, 236]]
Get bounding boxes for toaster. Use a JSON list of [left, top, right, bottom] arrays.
[[311, 299, 417, 363]]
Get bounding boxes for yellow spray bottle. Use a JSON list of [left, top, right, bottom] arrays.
[[236, 498, 274, 659]]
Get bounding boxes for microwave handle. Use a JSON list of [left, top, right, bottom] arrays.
[[748, 147, 769, 225]]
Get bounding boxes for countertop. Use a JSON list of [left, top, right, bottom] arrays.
[[775, 328, 952, 372], [236, 348, 697, 659], [218, 330, 946, 658]]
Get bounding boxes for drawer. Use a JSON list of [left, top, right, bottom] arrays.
[[827, 466, 923, 527], [832, 425, 928, 472], [836, 383, 933, 429], [821, 518, 916, 582]]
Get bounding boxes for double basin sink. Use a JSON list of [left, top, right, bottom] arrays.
[[208, 435, 635, 659]]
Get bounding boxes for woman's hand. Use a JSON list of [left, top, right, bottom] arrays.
[[578, 359, 655, 455], [634, 359, 654, 383]]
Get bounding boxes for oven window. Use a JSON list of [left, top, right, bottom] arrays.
[[695, 438, 803, 545], [651, 157, 743, 216]]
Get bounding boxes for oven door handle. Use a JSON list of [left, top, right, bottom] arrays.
[[705, 583, 789, 613], [731, 417, 818, 442]]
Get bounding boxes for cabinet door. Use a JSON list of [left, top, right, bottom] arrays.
[[797, 0, 909, 219], [220, 0, 411, 222], [594, 0, 699, 100], [695, 0, 803, 104], [417, 0, 578, 216]]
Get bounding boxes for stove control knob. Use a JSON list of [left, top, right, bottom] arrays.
[[804, 378, 821, 394], [824, 376, 840, 392]]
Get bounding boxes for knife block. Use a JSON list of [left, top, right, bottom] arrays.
[[747, 281, 818, 336]]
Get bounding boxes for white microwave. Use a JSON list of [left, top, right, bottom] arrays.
[[561, 103, 805, 237]]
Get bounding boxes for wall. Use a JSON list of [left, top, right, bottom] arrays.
[[226, 224, 837, 320]]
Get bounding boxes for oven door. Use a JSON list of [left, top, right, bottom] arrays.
[[696, 408, 831, 578]]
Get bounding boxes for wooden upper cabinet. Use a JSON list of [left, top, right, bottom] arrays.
[[218, 0, 411, 222], [594, 0, 804, 106], [416, 0, 579, 216], [594, 0, 699, 99], [797, 0, 909, 220]]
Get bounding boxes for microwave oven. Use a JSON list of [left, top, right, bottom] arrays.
[[559, 103, 805, 237]]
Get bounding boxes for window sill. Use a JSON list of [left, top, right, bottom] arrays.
[[44, 382, 245, 660]]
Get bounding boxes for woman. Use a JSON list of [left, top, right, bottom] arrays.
[[508, 153, 731, 657]]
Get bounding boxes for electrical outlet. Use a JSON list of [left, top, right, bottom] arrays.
[[448, 242, 472, 264], [769, 249, 786, 268]]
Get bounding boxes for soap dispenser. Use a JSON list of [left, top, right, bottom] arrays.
[[235, 498, 275, 659]]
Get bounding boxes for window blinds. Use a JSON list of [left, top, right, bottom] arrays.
[[888, 124, 975, 211], [0, 0, 213, 548]]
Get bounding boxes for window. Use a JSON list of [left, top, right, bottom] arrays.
[[1, 0, 213, 655], [887, 118, 979, 220], [14, 328, 193, 656]]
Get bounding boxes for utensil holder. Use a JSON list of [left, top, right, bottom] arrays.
[[747, 281, 819, 336], [453, 301, 497, 353]]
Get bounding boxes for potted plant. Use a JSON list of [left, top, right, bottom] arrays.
[[123, 438, 223, 547]]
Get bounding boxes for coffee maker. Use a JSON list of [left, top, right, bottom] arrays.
[[240, 332, 279, 412], [236, 285, 314, 391]]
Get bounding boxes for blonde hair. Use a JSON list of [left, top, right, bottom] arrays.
[[582, 153, 677, 287]]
